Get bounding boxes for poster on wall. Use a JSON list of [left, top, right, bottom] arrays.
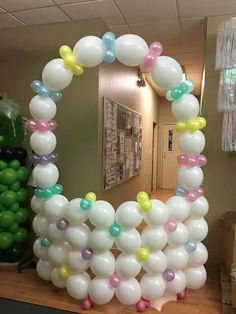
[[103, 97, 142, 191]]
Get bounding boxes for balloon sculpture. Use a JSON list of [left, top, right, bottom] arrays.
[[30, 33, 208, 312]]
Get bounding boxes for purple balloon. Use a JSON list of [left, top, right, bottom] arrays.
[[163, 269, 175, 282], [56, 218, 69, 230], [81, 247, 94, 260], [31, 153, 58, 166]]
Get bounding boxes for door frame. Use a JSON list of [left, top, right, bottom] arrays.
[[151, 121, 158, 191]]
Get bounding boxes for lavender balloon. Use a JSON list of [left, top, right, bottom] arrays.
[[56, 218, 69, 230], [163, 268, 175, 282], [31, 153, 58, 166], [81, 247, 94, 260]]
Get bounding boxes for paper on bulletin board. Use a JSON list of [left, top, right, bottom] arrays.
[[129, 152, 134, 177]]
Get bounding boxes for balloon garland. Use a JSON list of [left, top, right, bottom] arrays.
[[30, 33, 208, 312]]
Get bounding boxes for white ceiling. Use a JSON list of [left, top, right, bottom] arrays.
[[0, 0, 236, 95]]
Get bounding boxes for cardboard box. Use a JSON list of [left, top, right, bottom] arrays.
[[220, 212, 236, 275]]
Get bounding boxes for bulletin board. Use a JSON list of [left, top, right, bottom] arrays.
[[103, 97, 142, 191]]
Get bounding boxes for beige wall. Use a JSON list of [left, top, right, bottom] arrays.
[[203, 14, 236, 267]]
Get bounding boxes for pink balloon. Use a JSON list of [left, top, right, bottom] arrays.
[[25, 119, 36, 130], [185, 156, 197, 167], [177, 288, 187, 300], [109, 273, 121, 288], [164, 219, 177, 232], [150, 41, 163, 56], [83, 297, 93, 310], [37, 121, 49, 132], [185, 191, 197, 203], [195, 187, 204, 197], [140, 52, 156, 73], [48, 121, 57, 131], [177, 154, 187, 165], [197, 154, 207, 167], [136, 299, 146, 312]]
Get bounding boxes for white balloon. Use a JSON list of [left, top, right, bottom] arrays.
[[115, 34, 148, 66], [115, 228, 141, 253], [171, 94, 199, 120], [185, 217, 208, 241], [65, 198, 88, 224], [166, 196, 190, 221], [48, 222, 64, 241], [32, 215, 48, 236], [116, 253, 142, 278], [88, 278, 115, 305], [66, 250, 89, 273], [116, 278, 141, 305], [89, 200, 115, 228], [116, 201, 143, 228], [190, 196, 209, 217], [48, 242, 71, 266], [42, 58, 73, 91], [140, 274, 166, 300], [65, 224, 90, 248], [166, 270, 186, 294], [73, 36, 103, 67], [89, 228, 114, 252], [179, 131, 205, 155], [143, 199, 168, 226], [168, 222, 188, 246], [31, 196, 45, 214], [30, 131, 56, 156], [90, 251, 115, 277], [33, 238, 48, 260], [177, 166, 203, 190], [184, 265, 207, 289], [45, 195, 68, 221], [36, 259, 53, 280], [51, 268, 66, 288], [67, 273, 90, 300], [164, 245, 189, 270], [188, 242, 208, 266], [29, 95, 57, 121], [33, 163, 59, 188], [141, 226, 167, 251], [151, 56, 183, 89], [143, 251, 167, 274]]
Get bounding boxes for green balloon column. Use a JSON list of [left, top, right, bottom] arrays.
[[0, 99, 30, 263]]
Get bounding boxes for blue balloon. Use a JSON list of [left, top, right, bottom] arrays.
[[31, 80, 42, 93], [38, 85, 50, 98], [50, 91, 62, 102], [175, 186, 186, 197], [102, 32, 116, 49], [104, 50, 116, 64], [184, 239, 197, 252]]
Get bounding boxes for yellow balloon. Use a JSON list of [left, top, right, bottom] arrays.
[[186, 118, 199, 132], [85, 192, 96, 202], [176, 121, 186, 133], [59, 45, 72, 58], [197, 117, 207, 129], [58, 265, 70, 279], [140, 200, 152, 212], [64, 54, 77, 68], [136, 191, 149, 203], [136, 247, 150, 261], [73, 64, 84, 76]]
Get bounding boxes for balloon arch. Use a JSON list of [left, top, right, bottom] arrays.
[[29, 33, 208, 312]]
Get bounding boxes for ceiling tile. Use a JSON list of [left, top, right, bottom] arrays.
[[54, 0, 98, 3], [13, 6, 70, 25], [109, 24, 130, 37], [0, 7, 6, 13], [0, 13, 24, 29], [178, 0, 236, 18], [0, 0, 53, 12], [130, 20, 180, 45], [61, 0, 125, 26], [180, 18, 206, 39], [115, 0, 178, 24]]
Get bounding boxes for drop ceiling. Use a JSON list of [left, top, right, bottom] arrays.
[[0, 0, 236, 95]]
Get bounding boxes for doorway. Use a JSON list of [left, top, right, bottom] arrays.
[[151, 122, 158, 191]]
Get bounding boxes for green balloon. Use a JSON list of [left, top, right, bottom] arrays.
[[0, 210, 15, 228], [16, 188, 27, 203], [0, 168, 17, 185], [17, 167, 30, 182], [0, 232, 14, 249], [7, 222, 19, 234], [0, 190, 17, 207], [0, 204, 6, 212], [0, 160, 7, 171], [13, 227, 28, 243], [0, 183, 8, 193], [10, 181, 20, 192], [8, 160, 20, 170], [4, 243, 24, 263], [8, 202, 20, 212], [15, 208, 28, 224]]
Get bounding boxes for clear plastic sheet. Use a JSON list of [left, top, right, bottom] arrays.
[[222, 111, 236, 151]]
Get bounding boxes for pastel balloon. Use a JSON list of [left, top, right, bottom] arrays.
[[45, 195, 68, 221], [177, 166, 203, 190], [32, 215, 48, 236], [188, 242, 208, 266], [172, 94, 199, 121], [66, 273, 90, 300], [51, 268, 67, 288], [48, 242, 71, 266], [65, 223, 90, 248], [179, 131, 205, 155], [190, 196, 209, 217], [115, 278, 141, 305], [185, 217, 208, 241], [143, 199, 168, 225], [115, 228, 141, 253], [109, 274, 121, 288], [30, 131, 56, 156], [164, 245, 189, 270], [66, 250, 89, 273], [90, 251, 115, 277], [143, 250, 167, 274], [42, 58, 73, 91], [151, 56, 183, 89], [29, 95, 57, 121], [36, 259, 53, 280], [166, 270, 186, 294], [167, 222, 188, 246], [184, 266, 207, 289], [88, 278, 115, 305], [73, 36, 103, 67], [89, 200, 115, 227], [89, 228, 114, 252], [48, 222, 64, 241], [31, 196, 45, 214], [116, 253, 142, 278], [115, 34, 149, 66], [115, 201, 143, 228], [65, 198, 88, 224], [33, 238, 48, 260], [141, 226, 167, 251], [166, 196, 190, 221], [140, 274, 166, 300], [33, 163, 59, 188]]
